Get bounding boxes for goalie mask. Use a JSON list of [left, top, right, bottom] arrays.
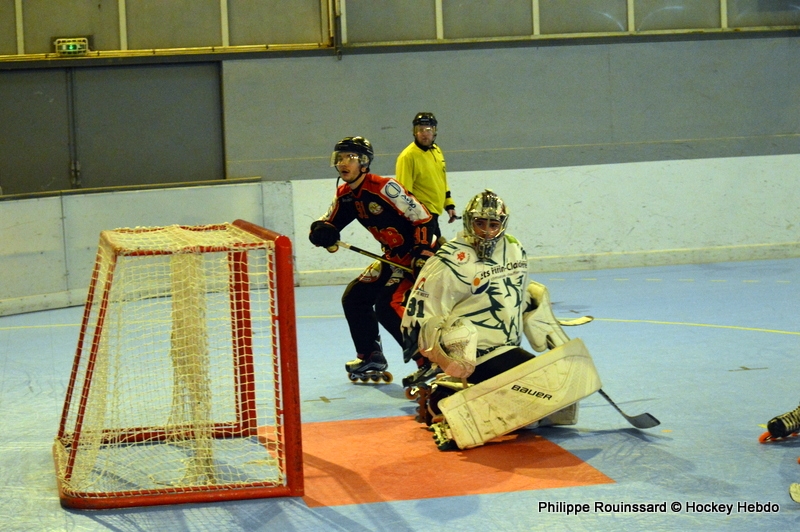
[[463, 189, 509, 260]]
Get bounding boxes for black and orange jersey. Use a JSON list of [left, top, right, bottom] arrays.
[[319, 173, 437, 266]]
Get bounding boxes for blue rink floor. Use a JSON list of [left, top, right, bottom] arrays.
[[2, 258, 800, 531]]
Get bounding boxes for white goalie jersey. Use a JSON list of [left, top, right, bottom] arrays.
[[401, 231, 530, 365]]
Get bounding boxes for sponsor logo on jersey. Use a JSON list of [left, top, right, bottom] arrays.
[[415, 278, 428, 295], [384, 181, 403, 198], [511, 384, 553, 400], [471, 258, 527, 294], [471, 277, 489, 295], [476, 260, 528, 280], [454, 250, 470, 265], [368, 202, 383, 215], [384, 181, 418, 209]]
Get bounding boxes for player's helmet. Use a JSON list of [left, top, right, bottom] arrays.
[[330, 136, 374, 167], [412, 112, 438, 128], [462, 189, 509, 260]]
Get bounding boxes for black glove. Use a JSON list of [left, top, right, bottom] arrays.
[[309, 221, 340, 248], [411, 245, 435, 278]]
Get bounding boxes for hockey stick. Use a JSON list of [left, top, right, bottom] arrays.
[[597, 389, 661, 429], [336, 241, 413, 273]]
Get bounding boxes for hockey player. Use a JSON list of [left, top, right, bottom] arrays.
[[395, 112, 457, 237], [309, 136, 439, 382], [401, 189, 600, 449]]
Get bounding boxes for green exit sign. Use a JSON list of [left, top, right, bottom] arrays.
[[54, 37, 89, 56]]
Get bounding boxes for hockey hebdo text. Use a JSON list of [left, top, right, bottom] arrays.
[[538, 500, 781, 516]]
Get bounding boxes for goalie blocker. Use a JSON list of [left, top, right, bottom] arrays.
[[436, 338, 601, 449]]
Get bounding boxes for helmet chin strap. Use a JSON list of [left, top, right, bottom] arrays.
[[345, 167, 368, 189]]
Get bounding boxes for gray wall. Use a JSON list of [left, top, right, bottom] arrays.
[[224, 36, 800, 182], [2, 33, 798, 193], [0, 63, 224, 195]]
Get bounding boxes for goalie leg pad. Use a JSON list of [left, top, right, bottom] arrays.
[[437, 338, 601, 449], [524, 281, 570, 352], [537, 403, 579, 427]]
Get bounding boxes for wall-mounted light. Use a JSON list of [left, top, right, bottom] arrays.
[[53, 37, 89, 56]]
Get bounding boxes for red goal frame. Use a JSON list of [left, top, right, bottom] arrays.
[[53, 219, 303, 509]]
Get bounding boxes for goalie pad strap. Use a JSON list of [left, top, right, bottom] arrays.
[[438, 338, 601, 449]]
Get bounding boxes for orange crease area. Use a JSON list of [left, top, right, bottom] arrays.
[[296, 416, 613, 507]]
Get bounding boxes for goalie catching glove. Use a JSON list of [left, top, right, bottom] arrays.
[[309, 220, 340, 249], [419, 315, 478, 379], [523, 281, 570, 351]]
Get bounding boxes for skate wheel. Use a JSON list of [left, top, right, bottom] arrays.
[[759, 430, 800, 443], [417, 387, 430, 403], [404, 387, 418, 400], [431, 422, 458, 451], [415, 403, 431, 425], [381, 371, 393, 383], [360, 376, 370, 383], [436, 439, 459, 452], [369, 374, 380, 382], [348, 373, 359, 382]]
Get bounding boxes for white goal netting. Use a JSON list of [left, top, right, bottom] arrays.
[[53, 222, 302, 509]]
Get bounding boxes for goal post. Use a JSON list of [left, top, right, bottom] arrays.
[[53, 220, 303, 509]]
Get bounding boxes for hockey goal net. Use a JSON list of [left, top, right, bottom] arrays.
[[53, 220, 303, 509]]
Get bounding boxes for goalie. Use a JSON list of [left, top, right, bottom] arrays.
[[401, 189, 601, 450]]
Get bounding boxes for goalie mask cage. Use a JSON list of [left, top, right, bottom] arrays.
[[53, 220, 303, 509]]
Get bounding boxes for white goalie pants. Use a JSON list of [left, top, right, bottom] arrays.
[[437, 338, 602, 449]]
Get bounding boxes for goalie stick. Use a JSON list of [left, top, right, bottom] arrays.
[[597, 389, 661, 429]]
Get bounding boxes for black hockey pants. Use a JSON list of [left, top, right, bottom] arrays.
[[341, 260, 412, 357]]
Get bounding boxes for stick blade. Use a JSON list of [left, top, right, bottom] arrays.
[[597, 389, 660, 430], [626, 412, 661, 429]]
